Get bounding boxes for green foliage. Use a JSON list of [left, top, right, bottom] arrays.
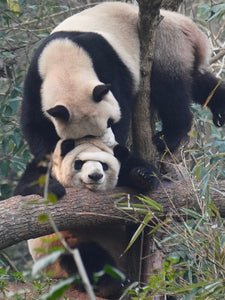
[[120, 197, 225, 299], [0, 0, 78, 200], [189, 104, 225, 191], [198, 2, 225, 22], [0, 71, 30, 200], [41, 277, 75, 300], [159, 208, 225, 299], [32, 250, 64, 278], [94, 264, 126, 286], [120, 103, 225, 299]]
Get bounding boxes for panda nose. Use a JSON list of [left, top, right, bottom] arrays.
[[88, 173, 103, 182]]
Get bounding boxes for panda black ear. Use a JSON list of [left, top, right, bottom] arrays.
[[47, 105, 70, 122], [113, 144, 130, 162], [60, 139, 75, 157], [92, 84, 111, 102]]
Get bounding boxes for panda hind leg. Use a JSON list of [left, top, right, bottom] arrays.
[[151, 76, 193, 153], [59, 242, 124, 298]]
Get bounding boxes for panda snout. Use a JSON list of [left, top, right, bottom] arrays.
[[88, 172, 103, 182]]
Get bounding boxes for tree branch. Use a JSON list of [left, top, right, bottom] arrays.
[[1, 180, 225, 251], [210, 49, 225, 64]]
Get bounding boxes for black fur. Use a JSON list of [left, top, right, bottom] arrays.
[[92, 84, 111, 103], [14, 159, 65, 198], [60, 139, 75, 157], [192, 69, 225, 127], [114, 145, 160, 191], [47, 105, 70, 122], [151, 61, 225, 153], [151, 64, 193, 153], [60, 241, 124, 298]]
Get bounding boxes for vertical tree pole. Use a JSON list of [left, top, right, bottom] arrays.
[[162, 0, 183, 11], [132, 0, 162, 163], [132, 1, 163, 298]]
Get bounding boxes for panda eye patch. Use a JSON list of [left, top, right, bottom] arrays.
[[74, 160, 84, 170], [101, 162, 108, 171]]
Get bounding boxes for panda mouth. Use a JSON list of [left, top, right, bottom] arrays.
[[85, 182, 102, 191], [86, 183, 101, 191]]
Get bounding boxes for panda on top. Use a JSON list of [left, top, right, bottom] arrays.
[[15, 1, 225, 197]]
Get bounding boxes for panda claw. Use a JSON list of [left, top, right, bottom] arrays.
[[129, 166, 159, 191]]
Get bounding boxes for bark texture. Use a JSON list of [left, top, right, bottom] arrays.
[[1, 179, 225, 251], [161, 0, 183, 10], [132, 0, 163, 163]]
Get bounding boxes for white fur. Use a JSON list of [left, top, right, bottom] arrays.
[[99, 128, 117, 148], [52, 2, 140, 90], [39, 39, 121, 140], [52, 139, 120, 191]]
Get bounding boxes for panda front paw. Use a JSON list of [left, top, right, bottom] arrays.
[[48, 177, 66, 198], [130, 167, 159, 192]]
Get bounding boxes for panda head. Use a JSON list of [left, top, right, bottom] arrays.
[[52, 138, 120, 191], [39, 39, 121, 140]]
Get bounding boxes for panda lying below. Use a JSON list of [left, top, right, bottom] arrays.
[[28, 138, 160, 298], [52, 138, 121, 191], [15, 137, 159, 197], [52, 138, 159, 192]]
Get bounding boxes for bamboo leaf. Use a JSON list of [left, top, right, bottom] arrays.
[[124, 212, 153, 253], [136, 195, 163, 211], [32, 250, 64, 277]]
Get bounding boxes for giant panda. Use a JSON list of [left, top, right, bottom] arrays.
[[27, 138, 142, 298], [51, 138, 121, 191], [15, 2, 225, 197], [51, 138, 159, 192]]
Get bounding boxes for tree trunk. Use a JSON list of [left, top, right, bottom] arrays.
[[133, 1, 163, 298], [132, 0, 162, 163], [161, 0, 183, 11]]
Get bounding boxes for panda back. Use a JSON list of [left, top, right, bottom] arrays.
[[52, 2, 140, 91]]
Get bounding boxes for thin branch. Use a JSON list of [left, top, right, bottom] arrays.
[[210, 49, 225, 65]]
